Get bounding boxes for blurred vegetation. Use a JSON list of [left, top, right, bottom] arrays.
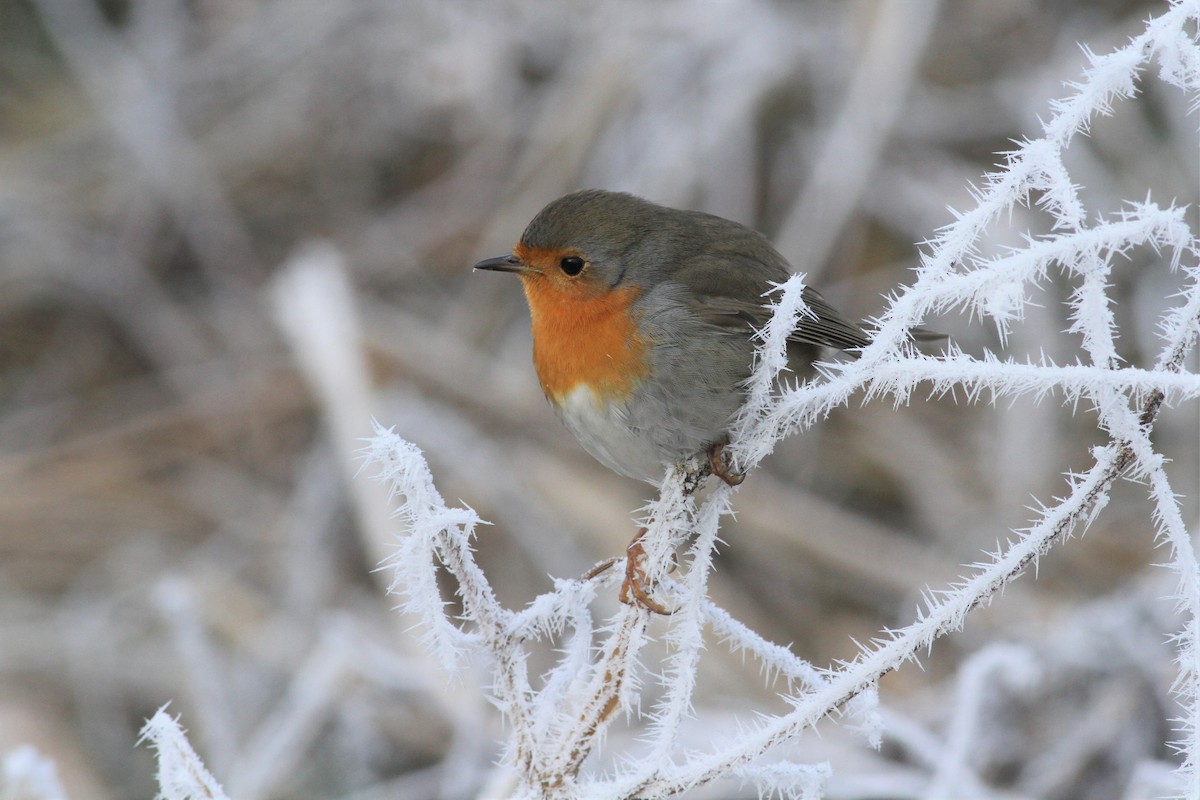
[[0, 1, 1193, 798]]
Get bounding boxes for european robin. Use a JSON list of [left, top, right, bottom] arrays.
[[474, 189, 871, 611]]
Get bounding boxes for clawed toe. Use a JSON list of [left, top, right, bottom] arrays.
[[618, 528, 673, 615], [707, 442, 744, 486]]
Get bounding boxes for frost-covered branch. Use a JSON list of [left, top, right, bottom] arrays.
[[138, 708, 231, 800]]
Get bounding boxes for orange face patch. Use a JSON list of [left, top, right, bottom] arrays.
[[512, 244, 648, 404]]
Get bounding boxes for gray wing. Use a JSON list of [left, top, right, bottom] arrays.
[[684, 285, 870, 353], [668, 223, 870, 352]]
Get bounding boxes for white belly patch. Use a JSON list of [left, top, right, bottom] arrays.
[[555, 385, 667, 484]]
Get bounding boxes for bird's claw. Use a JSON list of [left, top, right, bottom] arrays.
[[707, 442, 745, 486], [582, 557, 620, 582], [618, 528, 673, 615]]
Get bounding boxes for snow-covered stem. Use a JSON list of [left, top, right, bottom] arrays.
[[138, 708, 231, 800], [621, 375, 1182, 797], [363, 430, 542, 774]]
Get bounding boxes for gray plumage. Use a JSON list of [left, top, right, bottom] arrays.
[[512, 189, 871, 483]]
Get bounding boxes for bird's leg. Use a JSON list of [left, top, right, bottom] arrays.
[[619, 527, 672, 615], [707, 441, 745, 486]]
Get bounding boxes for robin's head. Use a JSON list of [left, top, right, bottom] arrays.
[[473, 190, 672, 297], [473, 191, 664, 404]]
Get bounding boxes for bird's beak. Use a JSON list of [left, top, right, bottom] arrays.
[[472, 254, 527, 274]]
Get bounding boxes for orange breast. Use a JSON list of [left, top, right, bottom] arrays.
[[519, 276, 648, 405]]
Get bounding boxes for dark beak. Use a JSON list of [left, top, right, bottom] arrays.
[[472, 254, 526, 274]]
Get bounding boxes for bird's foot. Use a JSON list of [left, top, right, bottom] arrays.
[[618, 527, 672, 615], [707, 441, 745, 486]]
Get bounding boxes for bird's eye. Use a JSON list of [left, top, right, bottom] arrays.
[[560, 256, 585, 276]]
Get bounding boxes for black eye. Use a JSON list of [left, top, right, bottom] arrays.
[[560, 256, 585, 276]]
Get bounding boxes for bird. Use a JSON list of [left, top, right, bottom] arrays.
[[474, 189, 871, 611]]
